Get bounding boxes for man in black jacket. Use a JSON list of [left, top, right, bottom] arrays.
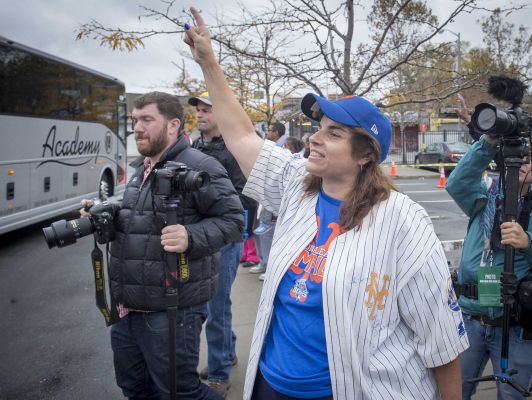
[[83, 92, 243, 399], [189, 93, 257, 397]]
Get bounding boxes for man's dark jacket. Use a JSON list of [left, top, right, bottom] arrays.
[[109, 135, 244, 311], [192, 135, 257, 234]]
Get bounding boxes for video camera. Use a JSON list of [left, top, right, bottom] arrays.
[[42, 202, 120, 248], [471, 75, 531, 140], [152, 161, 210, 197]]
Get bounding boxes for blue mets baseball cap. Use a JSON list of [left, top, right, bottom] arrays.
[[301, 94, 392, 163]]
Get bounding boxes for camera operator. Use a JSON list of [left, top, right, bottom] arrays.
[[82, 91, 244, 400], [446, 134, 532, 400]]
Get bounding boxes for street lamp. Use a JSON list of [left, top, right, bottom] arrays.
[[443, 29, 462, 88]]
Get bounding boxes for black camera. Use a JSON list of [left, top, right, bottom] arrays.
[[471, 103, 531, 138], [471, 75, 531, 139], [42, 202, 120, 248], [152, 161, 210, 197]]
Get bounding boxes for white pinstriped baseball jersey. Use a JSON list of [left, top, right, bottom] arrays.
[[242, 140, 469, 399]]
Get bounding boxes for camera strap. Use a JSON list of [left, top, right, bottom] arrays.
[[164, 252, 179, 400], [91, 238, 119, 326], [162, 203, 190, 400]]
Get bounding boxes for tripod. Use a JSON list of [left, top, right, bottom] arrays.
[[152, 160, 209, 400], [161, 195, 191, 400], [467, 137, 531, 397]]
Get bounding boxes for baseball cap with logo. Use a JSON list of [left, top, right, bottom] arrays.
[[188, 91, 212, 107], [301, 93, 392, 163]]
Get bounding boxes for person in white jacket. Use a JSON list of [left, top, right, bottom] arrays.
[[184, 8, 469, 400]]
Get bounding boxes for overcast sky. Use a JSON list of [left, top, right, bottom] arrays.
[[1, 0, 530, 94]]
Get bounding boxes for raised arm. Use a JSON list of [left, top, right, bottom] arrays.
[[184, 7, 262, 177], [446, 135, 497, 216]]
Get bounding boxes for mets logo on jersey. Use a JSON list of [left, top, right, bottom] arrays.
[[365, 272, 390, 320], [290, 278, 309, 302], [446, 277, 461, 312]]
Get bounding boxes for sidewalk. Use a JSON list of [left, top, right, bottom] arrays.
[[199, 264, 498, 400], [382, 163, 440, 179]]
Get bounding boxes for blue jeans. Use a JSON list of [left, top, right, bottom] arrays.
[[254, 226, 275, 269], [206, 241, 243, 380], [461, 315, 532, 400], [111, 306, 223, 400]]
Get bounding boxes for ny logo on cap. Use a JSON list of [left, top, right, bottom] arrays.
[[371, 124, 379, 135]]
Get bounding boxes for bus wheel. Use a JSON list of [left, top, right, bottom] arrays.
[[99, 172, 113, 201]]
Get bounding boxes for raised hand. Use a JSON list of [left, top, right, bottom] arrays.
[[183, 7, 216, 66], [454, 93, 471, 124]]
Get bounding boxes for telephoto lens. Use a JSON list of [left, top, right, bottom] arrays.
[[42, 217, 94, 248]]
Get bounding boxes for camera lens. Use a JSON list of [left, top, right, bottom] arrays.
[[477, 108, 497, 131], [186, 171, 210, 192], [42, 217, 94, 248], [472, 103, 520, 137]]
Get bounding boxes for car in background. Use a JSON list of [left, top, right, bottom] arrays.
[[414, 142, 471, 171]]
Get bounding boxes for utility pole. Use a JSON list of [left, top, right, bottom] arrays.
[[443, 29, 462, 132], [456, 32, 461, 88], [456, 32, 463, 134], [400, 104, 407, 164]]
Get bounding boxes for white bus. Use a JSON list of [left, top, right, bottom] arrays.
[[0, 36, 128, 234]]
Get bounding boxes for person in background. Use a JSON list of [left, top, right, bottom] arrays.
[[283, 136, 304, 156], [249, 127, 284, 281], [82, 91, 243, 399], [249, 205, 276, 282], [184, 10, 468, 399], [301, 132, 311, 158], [446, 132, 532, 400], [240, 235, 261, 268], [266, 122, 287, 148], [240, 130, 268, 269], [189, 92, 257, 397]]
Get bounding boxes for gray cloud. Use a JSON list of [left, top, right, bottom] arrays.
[[1, 0, 197, 92], [1, 0, 529, 94]]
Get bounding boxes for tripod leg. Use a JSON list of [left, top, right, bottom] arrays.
[[467, 374, 496, 383], [504, 377, 531, 397]]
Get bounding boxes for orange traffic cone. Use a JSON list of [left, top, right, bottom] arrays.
[[436, 163, 446, 188], [390, 161, 397, 178]]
